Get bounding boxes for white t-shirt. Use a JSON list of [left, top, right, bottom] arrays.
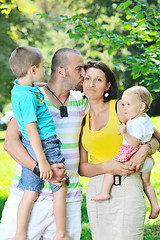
[[122, 113, 154, 145]]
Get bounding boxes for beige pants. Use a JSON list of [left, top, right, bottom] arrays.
[[86, 172, 146, 240]]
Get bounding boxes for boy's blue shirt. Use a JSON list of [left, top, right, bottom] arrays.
[[11, 79, 56, 140]]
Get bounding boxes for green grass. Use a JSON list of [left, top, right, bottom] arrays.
[[0, 116, 160, 239]]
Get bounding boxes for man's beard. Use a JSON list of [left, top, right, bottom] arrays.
[[75, 81, 83, 91]]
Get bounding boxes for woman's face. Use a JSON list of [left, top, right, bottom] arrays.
[[83, 67, 110, 101]]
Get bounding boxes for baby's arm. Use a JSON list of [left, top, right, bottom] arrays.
[[118, 123, 141, 148], [26, 122, 53, 180]]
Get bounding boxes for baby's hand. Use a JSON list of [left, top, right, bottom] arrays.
[[39, 160, 53, 180], [118, 123, 127, 135]]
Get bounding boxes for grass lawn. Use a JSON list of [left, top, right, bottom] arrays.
[[0, 116, 160, 239]]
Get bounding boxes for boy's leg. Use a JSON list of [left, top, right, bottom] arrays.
[[91, 173, 114, 201], [53, 182, 70, 240], [13, 190, 39, 240], [141, 171, 160, 219]]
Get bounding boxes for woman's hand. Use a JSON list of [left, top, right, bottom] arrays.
[[102, 159, 135, 176], [126, 138, 159, 172]]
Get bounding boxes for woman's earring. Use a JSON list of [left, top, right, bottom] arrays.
[[104, 92, 109, 98]]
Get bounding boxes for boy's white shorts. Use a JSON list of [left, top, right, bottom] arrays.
[[0, 193, 81, 240]]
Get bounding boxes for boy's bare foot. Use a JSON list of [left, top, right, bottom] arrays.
[[149, 205, 160, 219], [91, 193, 110, 201], [53, 233, 70, 240]]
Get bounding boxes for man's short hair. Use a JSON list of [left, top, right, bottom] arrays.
[[51, 48, 81, 75], [9, 46, 43, 78]]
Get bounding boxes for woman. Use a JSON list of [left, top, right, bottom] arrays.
[[79, 61, 157, 240]]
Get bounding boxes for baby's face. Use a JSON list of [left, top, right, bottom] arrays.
[[121, 93, 144, 120]]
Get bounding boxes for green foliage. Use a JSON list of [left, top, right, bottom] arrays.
[[43, 0, 160, 97], [0, 0, 49, 110]]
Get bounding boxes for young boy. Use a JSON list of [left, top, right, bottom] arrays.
[[92, 86, 160, 219], [9, 46, 70, 240]]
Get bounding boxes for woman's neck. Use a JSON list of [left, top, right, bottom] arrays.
[[89, 100, 110, 117]]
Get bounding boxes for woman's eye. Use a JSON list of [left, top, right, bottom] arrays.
[[97, 78, 102, 81], [84, 77, 90, 80]]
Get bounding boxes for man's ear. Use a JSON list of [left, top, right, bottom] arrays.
[[57, 67, 65, 77], [140, 102, 146, 111]]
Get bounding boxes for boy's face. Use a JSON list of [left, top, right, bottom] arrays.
[[34, 58, 45, 83]]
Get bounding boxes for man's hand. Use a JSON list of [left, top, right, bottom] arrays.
[[46, 163, 67, 186]]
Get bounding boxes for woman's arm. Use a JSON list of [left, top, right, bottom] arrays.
[[153, 127, 160, 142], [126, 137, 159, 172]]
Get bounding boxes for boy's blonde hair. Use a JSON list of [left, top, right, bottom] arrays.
[[9, 46, 43, 78], [124, 86, 153, 112]]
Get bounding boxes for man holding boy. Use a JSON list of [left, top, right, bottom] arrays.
[[0, 48, 155, 239]]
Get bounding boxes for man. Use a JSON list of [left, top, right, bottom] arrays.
[[0, 48, 155, 239]]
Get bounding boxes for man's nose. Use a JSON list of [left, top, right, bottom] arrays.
[[81, 68, 85, 77]]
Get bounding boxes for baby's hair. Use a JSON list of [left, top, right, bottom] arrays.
[[9, 46, 43, 78], [124, 86, 153, 112]]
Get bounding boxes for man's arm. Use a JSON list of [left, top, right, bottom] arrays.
[[4, 117, 37, 170], [4, 117, 66, 185]]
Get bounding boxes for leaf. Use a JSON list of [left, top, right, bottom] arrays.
[[124, 0, 133, 9], [39, 13, 47, 19], [137, 13, 144, 20], [133, 5, 141, 12]]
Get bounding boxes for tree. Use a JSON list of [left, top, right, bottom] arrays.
[[0, 0, 47, 111], [43, 0, 159, 98]]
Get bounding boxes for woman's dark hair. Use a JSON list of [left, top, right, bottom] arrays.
[[84, 61, 118, 102]]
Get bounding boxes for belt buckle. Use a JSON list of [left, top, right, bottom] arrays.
[[113, 175, 121, 186]]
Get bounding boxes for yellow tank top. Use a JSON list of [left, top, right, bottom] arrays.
[[82, 100, 123, 164]]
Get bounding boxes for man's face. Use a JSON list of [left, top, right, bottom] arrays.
[[65, 53, 85, 91]]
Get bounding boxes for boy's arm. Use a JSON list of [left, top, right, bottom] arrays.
[[26, 122, 53, 180], [118, 123, 141, 148], [4, 117, 66, 184]]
